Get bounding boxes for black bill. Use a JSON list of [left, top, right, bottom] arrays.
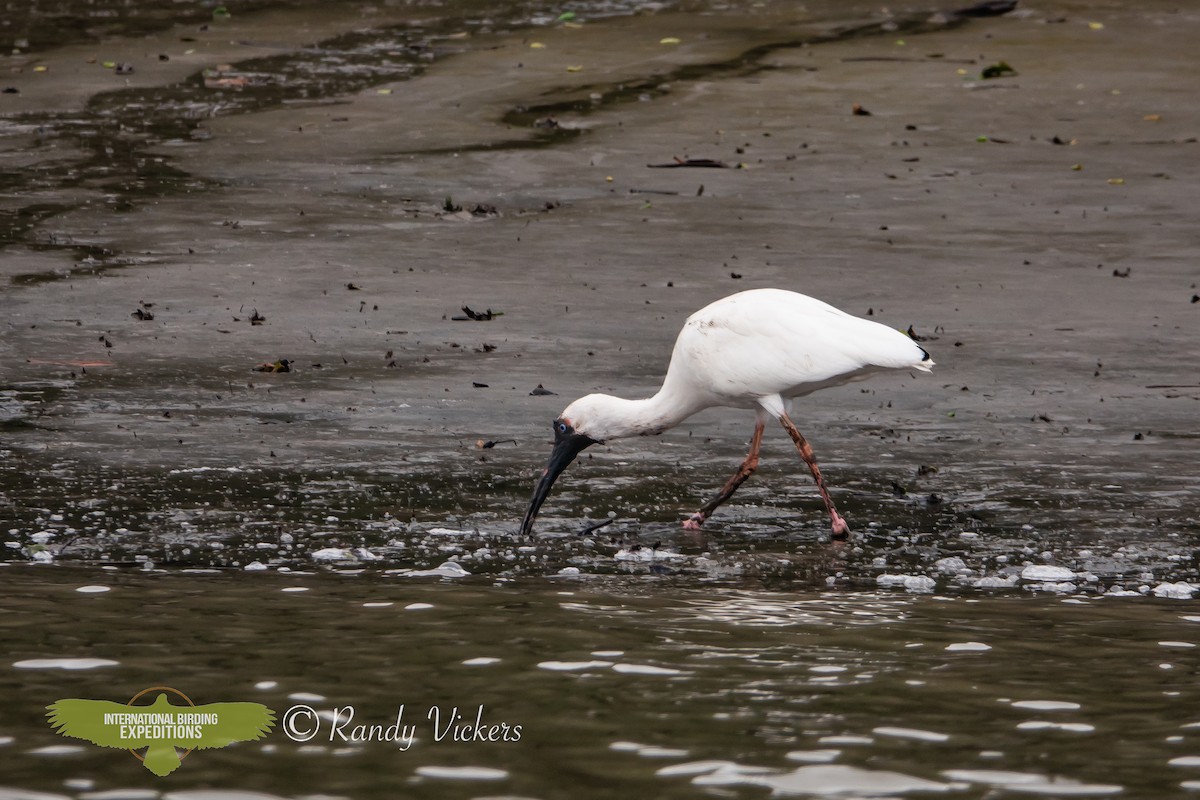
[[519, 421, 597, 536]]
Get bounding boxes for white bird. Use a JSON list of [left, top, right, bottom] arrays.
[[519, 288, 933, 538]]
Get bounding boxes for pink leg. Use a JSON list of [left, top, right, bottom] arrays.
[[683, 418, 766, 530], [777, 412, 850, 539]]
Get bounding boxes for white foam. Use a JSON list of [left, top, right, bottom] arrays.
[[80, 790, 160, 800], [1011, 700, 1081, 711], [876, 574, 936, 592], [390, 561, 471, 578], [27, 745, 87, 756], [656, 760, 775, 778], [974, 575, 1020, 589], [311, 548, 352, 561], [0, 786, 73, 800], [75, 585, 111, 594], [818, 735, 874, 745], [873, 726, 950, 742], [1022, 566, 1076, 582], [785, 749, 841, 763], [537, 660, 613, 671], [13, 658, 118, 670], [162, 792, 289, 800], [414, 765, 507, 780], [611, 663, 686, 676], [943, 769, 1121, 795], [1016, 721, 1095, 733], [694, 763, 957, 794], [614, 548, 684, 561], [1170, 756, 1200, 767], [462, 657, 500, 666], [945, 642, 991, 652], [609, 741, 687, 757], [405, 603, 433, 610]]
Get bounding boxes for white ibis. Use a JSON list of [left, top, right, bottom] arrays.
[[519, 288, 933, 538]]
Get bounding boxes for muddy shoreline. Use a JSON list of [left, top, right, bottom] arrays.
[[2, 0, 1198, 592]]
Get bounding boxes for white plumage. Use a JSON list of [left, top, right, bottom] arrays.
[[520, 289, 933, 538]]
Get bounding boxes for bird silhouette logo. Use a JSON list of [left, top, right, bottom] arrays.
[[46, 686, 275, 776]]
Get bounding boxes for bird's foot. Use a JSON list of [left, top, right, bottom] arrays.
[[682, 513, 706, 531], [830, 514, 850, 540]]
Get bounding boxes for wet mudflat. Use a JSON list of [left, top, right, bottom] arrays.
[[2, 0, 1200, 795]]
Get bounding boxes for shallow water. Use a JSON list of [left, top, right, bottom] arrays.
[[3, 567, 1200, 798]]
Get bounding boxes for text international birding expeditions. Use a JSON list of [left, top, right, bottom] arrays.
[[46, 686, 275, 776]]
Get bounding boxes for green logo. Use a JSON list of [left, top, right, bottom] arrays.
[[46, 686, 275, 776]]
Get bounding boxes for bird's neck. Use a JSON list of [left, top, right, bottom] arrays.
[[592, 387, 705, 440]]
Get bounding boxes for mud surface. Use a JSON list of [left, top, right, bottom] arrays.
[[3, 0, 1199, 593]]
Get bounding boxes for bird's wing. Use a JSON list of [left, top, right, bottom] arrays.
[[190, 702, 276, 749], [46, 699, 154, 749], [674, 290, 926, 402]]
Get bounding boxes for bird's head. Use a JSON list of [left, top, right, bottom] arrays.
[[519, 396, 609, 536]]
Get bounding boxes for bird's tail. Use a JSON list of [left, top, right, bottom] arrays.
[[142, 743, 183, 776]]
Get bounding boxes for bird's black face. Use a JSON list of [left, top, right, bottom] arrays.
[[519, 418, 598, 535]]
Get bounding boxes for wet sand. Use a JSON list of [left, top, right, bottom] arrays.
[[2, 0, 1198, 587]]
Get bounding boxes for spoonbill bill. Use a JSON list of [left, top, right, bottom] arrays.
[[519, 289, 933, 538]]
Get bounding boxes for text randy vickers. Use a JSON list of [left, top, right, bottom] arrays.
[[297, 705, 522, 750]]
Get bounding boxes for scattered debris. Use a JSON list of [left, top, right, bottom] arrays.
[[114, 63, 135, 75], [470, 203, 499, 216], [906, 325, 934, 342], [476, 439, 516, 449], [346, 282, 361, 290], [647, 157, 729, 169], [954, 0, 1017, 16], [202, 64, 252, 89], [472, 381, 489, 388], [253, 359, 292, 373], [452, 306, 501, 321], [1112, 267, 1131, 278], [579, 518, 615, 535], [981, 61, 1016, 79], [131, 308, 154, 321], [852, 103, 872, 116], [250, 309, 266, 325], [530, 384, 557, 396]]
